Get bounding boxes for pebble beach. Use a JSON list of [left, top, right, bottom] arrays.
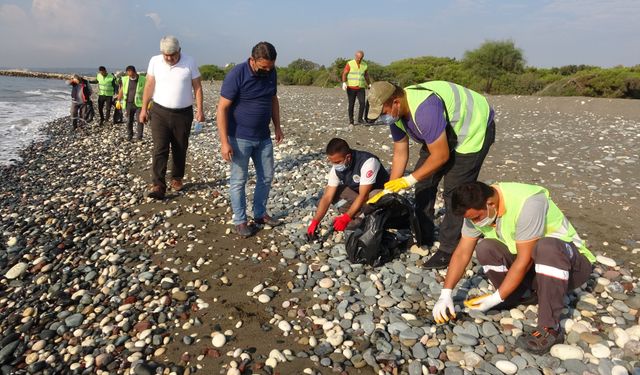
[[1, 82, 639, 375]]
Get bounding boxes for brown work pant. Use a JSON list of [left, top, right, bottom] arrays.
[[332, 186, 382, 214], [476, 237, 592, 328], [150, 104, 193, 189]]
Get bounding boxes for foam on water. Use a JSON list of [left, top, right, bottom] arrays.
[[0, 76, 70, 166]]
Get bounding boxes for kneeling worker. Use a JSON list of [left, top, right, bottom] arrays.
[[432, 181, 594, 354], [307, 138, 389, 238]]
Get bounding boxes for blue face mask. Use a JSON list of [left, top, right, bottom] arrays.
[[334, 163, 347, 172], [379, 113, 399, 126]]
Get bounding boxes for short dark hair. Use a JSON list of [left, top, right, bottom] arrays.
[[451, 181, 495, 216], [125, 65, 136, 72], [251, 41, 277, 61], [326, 138, 351, 156], [98, 66, 106, 72]]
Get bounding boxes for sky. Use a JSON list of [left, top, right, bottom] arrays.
[[0, 0, 638, 71]]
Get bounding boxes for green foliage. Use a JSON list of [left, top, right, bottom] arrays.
[[196, 40, 638, 98], [538, 67, 640, 98], [463, 40, 525, 93], [199, 64, 226, 81]]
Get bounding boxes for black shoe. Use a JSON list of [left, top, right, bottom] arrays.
[[516, 327, 564, 354], [235, 222, 257, 238], [357, 119, 365, 124], [422, 249, 452, 269]]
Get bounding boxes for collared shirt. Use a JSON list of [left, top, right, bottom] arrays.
[[220, 60, 277, 141], [147, 53, 200, 109]]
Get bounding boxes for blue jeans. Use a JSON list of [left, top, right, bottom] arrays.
[[229, 137, 274, 224]]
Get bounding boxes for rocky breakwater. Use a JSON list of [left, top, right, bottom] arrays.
[[0, 69, 96, 83]]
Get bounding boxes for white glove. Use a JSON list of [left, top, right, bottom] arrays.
[[433, 289, 456, 324], [368, 83, 372, 89], [465, 291, 503, 312], [342, 82, 347, 91]]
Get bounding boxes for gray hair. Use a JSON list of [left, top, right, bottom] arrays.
[[160, 35, 180, 54]]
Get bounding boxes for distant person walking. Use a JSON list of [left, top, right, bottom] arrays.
[[117, 65, 146, 141], [341, 50, 371, 125], [139, 35, 204, 200], [367, 81, 495, 269], [216, 41, 284, 238], [68, 74, 93, 130], [96, 66, 116, 125]]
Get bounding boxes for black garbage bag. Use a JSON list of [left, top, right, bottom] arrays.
[[345, 193, 419, 267]]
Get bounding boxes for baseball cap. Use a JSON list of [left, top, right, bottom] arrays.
[[367, 81, 397, 120]]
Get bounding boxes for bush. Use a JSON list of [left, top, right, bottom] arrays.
[[199, 65, 225, 81]]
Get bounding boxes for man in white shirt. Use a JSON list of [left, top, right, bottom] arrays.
[[139, 35, 204, 199], [306, 138, 389, 239]]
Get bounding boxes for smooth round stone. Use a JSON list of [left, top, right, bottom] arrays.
[[5, 262, 28, 279], [612, 300, 630, 313], [601, 316, 616, 325], [278, 321, 292, 332], [550, 344, 584, 360], [590, 343, 611, 358], [211, 332, 226, 348], [377, 297, 397, 308], [64, 313, 84, 328], [455, 333, 478, 346], [495, 360, 518, 375], [579, 332, 602, 344], [318, 278, 334, 289], [510, 309, 525, 320], [611, 365, 629, 375], [172, 291, 188, 301], [613, 328, 630, 348], [596, 255, 616, 267], [32, 340, 46, 351], [463, 351, 483, 368], [258, 294, 271, 303]]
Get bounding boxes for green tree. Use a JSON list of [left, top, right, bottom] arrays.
[[199, 64, 226, 81], [288, 58, 320, 71], [463, 40, 525, 93]]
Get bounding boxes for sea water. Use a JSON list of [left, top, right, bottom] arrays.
[[0, 75, 70, 166]]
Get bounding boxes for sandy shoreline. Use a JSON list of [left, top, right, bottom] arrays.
[[0, 82, 638, 374]]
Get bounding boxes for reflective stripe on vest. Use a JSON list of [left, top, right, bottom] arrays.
[[346, 60, 367, 88], [121, 75, 146, 111], [96, 73, 115, 96], [474, 182, 595, 263], [395, 81, 490, 154]]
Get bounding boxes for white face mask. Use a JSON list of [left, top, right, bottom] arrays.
[[474, 205, 497, 227]]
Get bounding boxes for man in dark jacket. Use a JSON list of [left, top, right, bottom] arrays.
[[306, 138, 390, 238], [69, 74, 92, 129]]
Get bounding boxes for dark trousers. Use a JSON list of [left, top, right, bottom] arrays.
[[150, 104, 193, 189], [98, 95, 113, 122], [414, 120, 495, 252], [70, 102, 81, 128], [476, 238, 592, 328], [346, 88, 365, 123], [126, 105, 143, 140]]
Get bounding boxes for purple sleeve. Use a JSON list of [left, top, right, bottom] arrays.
[[220, 65, 240, 101], [413, 95, 447, 145], [389, 123, 407, 142]]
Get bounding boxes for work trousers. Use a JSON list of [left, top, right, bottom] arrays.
[[476, 238, 592, 328], [126, 105, 143, 140], [346, 88, 365, 124], [332, 186, 382, 214], [414, 120, 495, 251], [150, 104, 193, 189], [98, 95, 113, 122]]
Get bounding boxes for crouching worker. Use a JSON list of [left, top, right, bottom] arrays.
[[307, 138, 389, 239], [432, 181, 594, 354]]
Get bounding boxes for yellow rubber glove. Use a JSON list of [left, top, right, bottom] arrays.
[[384, 174, 418, 192], [115, 101, 122, 110], [464, 291, 503, 311], [366, 189, 389, 205]]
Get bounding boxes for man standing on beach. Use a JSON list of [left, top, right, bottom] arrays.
[[367, 81, 495, 269], [216, 41, 284, 238], [69, 74, 92, 130], [117, 65, 146, 141], [96, 66, 115, 125], [341, 50, 371, 125], [139, 36, 204, 200]]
